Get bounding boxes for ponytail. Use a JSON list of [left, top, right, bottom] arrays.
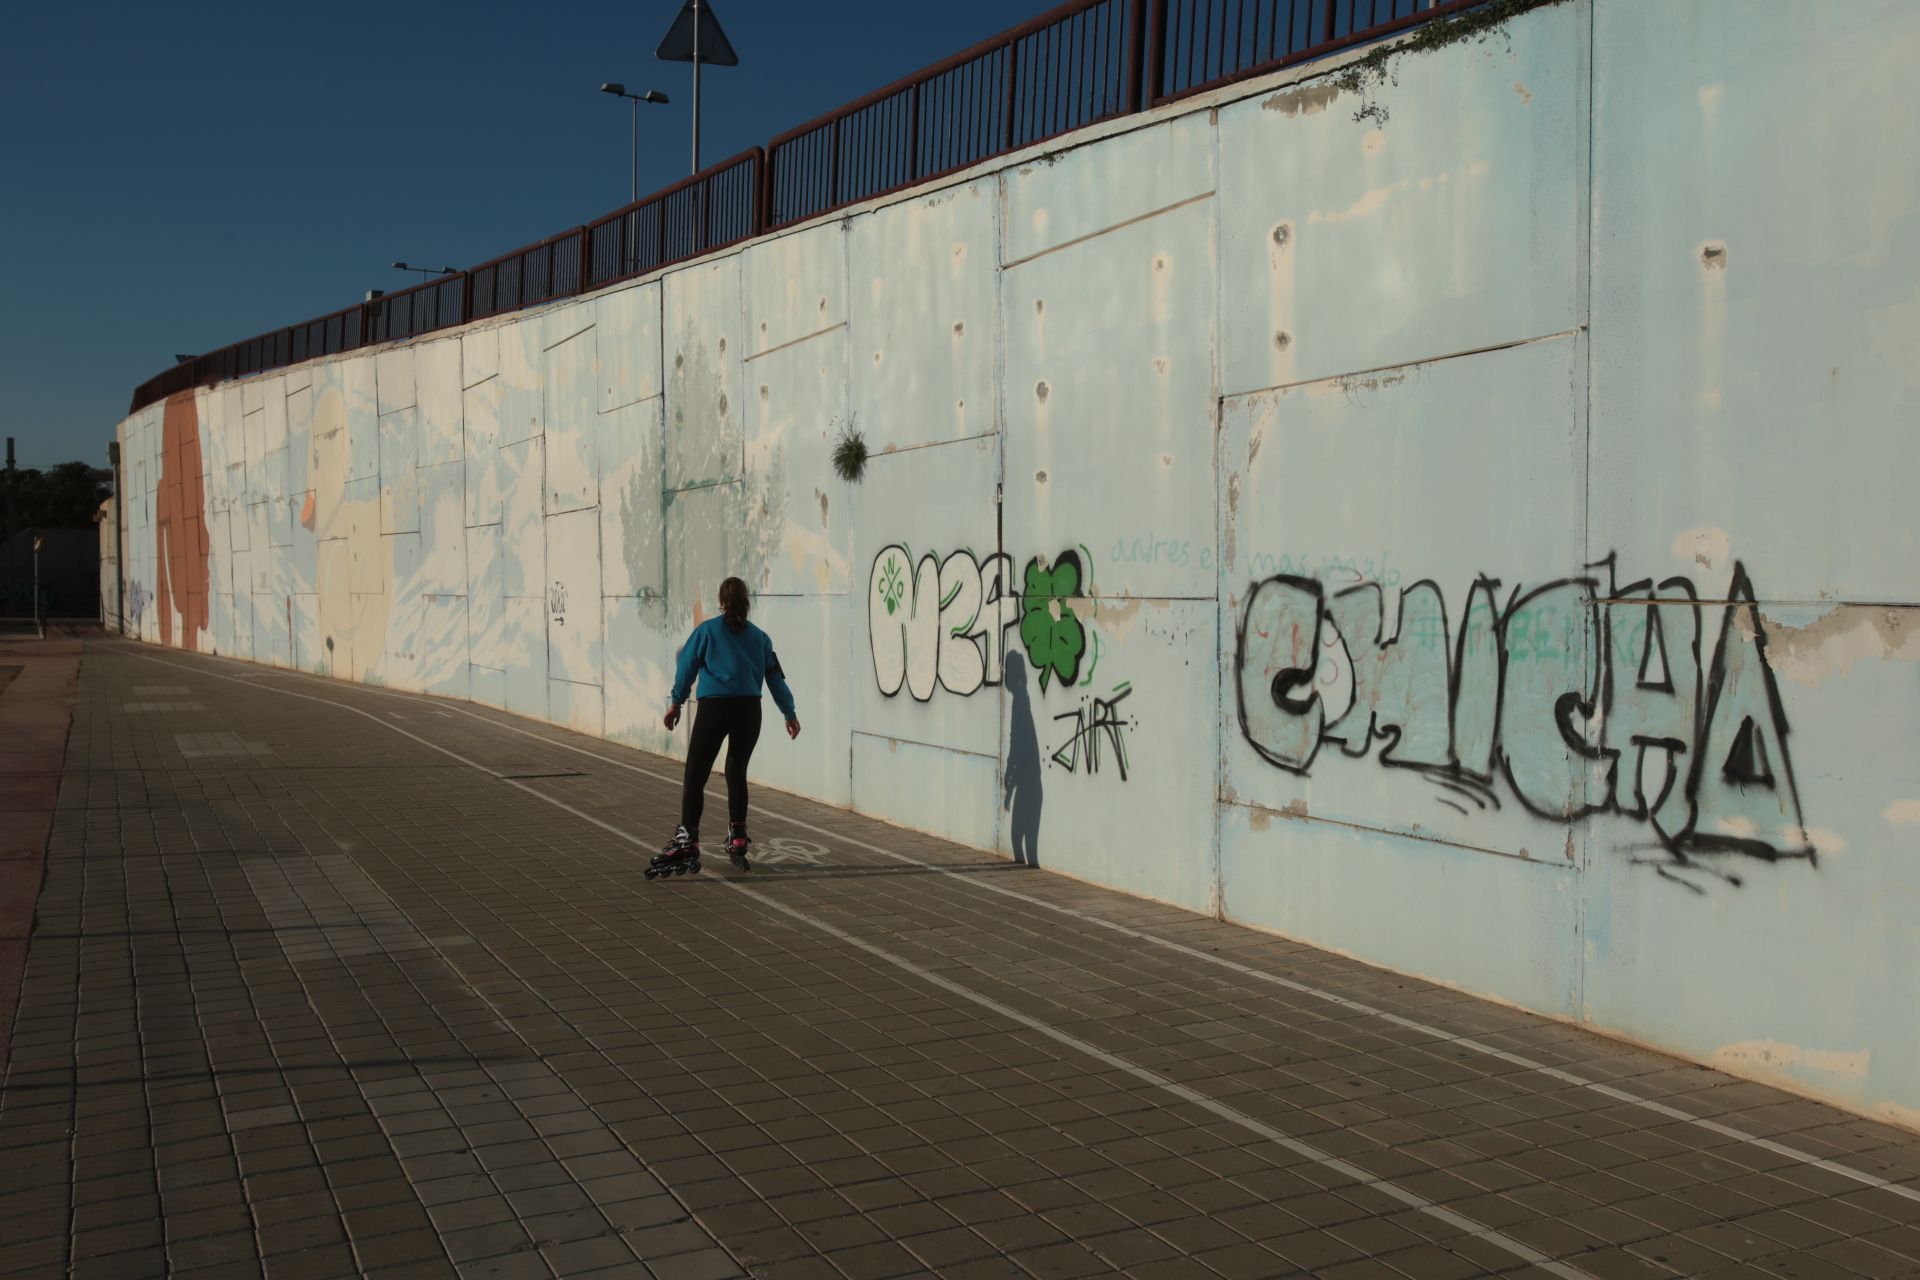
[[719, 577, 750, 632]]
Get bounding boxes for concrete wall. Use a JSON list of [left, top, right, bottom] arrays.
[[117, 0, 1920, 1128], [97, 498, 118, 630]]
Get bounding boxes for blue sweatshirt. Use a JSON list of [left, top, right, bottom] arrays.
[[671, 617, 798, 719]]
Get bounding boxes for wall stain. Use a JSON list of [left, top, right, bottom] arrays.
[[1264, 82, 1342, 116], [1759, 605, 1920, 689]]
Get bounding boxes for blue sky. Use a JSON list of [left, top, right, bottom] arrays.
[[0, 0, 1049, 468]]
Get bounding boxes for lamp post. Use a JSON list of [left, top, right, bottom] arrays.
[[598, 84, 670, 204]]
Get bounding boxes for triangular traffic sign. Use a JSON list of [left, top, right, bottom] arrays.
[[657, 0, 739, 66]]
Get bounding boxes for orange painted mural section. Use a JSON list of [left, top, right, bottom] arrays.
[[155, 392, 210, 648]]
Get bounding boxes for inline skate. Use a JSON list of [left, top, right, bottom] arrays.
[[725, 823, 751, 872], [645, 826, 701, 879]]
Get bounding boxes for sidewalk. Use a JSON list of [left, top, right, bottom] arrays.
[[1, 638, 1916, 1280], [0, 632, 82, 1071]]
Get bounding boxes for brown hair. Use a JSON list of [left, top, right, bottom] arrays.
[[719, 577, 750, 632]]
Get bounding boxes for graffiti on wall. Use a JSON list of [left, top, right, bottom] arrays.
[[869, 542, 1137, 861], [1236, 555, 1814, 879], [1020, 553, 1088, 691], [867, 544, 1115, 699], [1051, 683, 1136, 780], [868, 546, 1024, 699], [867, 543, 1135, 705]]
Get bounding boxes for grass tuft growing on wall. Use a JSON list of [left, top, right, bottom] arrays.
[[831, 419, 869, 483], [1331, 0, 1568, 125]]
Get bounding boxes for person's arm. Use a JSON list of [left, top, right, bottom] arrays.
[[765, 646, 799, 728], [666, 626, 705, 727]]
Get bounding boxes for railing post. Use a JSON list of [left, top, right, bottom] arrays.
[[1131, 0, 1156, 110], [577, 225, 592, 295], [460, 272, 473, 326], [755, 149, 769, 235], [1320, 0, 1336, 47], [1144, 0, 1159, 105], [829, 119, 842, 209], [907, 81, 922, 184], [1003, 40, 1020, 149], [355, 302, 368, 351]]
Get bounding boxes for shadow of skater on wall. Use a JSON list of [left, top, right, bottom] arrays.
[[1004, 652, 1043, 867]]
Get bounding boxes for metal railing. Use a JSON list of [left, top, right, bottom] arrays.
[[130, 0, 1476, 415], [469, 228, 586, 323], [763, 0, 1139, 231], [367, 275, 466, 344], [1148, 0, 1469, 103], [583, 149, 763, 291]]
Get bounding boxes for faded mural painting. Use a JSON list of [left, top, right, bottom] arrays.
[[115, 0, 1920, 1126]]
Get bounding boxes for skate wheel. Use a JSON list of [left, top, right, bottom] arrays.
[[643, 867, 658, 880], [687, 860, 701, 874]]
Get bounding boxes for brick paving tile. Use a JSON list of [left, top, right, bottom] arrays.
[[72, 1249, 171, 1280], [3, 640, 1918, 1280]]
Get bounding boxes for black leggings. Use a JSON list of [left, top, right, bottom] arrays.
[[680, 698, 763, 836]]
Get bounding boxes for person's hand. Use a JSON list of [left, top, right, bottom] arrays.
[[786, 718, 801, 740], [663, 704, 681, 731]]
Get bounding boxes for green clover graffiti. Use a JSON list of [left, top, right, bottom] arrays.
[[1019, 551, 1086, 691], [879, 553, 906, 616]]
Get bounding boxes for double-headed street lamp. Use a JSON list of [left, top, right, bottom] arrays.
[[599, 84, 670, 204], [392, 262, 458, 280]]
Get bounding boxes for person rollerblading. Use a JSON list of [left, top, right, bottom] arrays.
[[654, 577, 800, 881]]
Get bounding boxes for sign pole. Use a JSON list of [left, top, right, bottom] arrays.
[[656, 0, 736, 179]]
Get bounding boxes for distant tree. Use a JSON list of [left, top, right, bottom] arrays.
[[2, 461, 113, 538]]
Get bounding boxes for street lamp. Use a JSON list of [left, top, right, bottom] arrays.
[[599, 84, 670, 204], [392, 262, 458, 279]]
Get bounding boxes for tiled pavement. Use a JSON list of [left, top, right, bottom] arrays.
[[2, 640, 1918, 1280]]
